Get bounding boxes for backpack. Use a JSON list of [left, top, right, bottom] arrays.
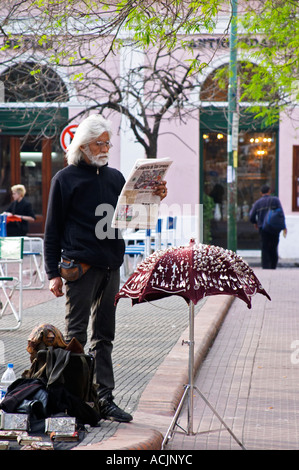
[[0, 374, 100, 428], [22, 346, 100, 426], [262, 198, 285, 234], [1, 323, 101, 428]]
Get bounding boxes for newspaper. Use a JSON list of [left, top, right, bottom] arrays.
[[112, 158, 172, 229]]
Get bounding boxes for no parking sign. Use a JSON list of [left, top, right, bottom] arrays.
[[60, 124, 78, 152]]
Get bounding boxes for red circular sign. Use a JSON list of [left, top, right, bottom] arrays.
[[60, 124, 78, 151]]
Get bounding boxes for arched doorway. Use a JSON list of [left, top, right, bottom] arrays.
[[200, 61, 279, 249], [0, 62, 69, 233]]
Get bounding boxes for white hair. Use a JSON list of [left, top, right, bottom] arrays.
[[66, 114, 113, 165]]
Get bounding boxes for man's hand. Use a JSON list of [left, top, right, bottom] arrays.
[[49, 277, 64, 297], [153, 180, 168, 200]]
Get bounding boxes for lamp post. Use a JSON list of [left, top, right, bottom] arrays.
[[227, 0, 238, 252]]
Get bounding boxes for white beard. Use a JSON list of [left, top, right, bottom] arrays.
[[89, 155, 109, 167], [83, 145, 109, 167]]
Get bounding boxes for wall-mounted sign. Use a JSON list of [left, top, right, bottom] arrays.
[[60, 124, 78, 152], [188, 37, 268, 50]]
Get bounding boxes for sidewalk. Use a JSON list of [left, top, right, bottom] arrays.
[[1, 262, 299, 450], [0, 261, 232, 450], [166, 267, 299, 450]]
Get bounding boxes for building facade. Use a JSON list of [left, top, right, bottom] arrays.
[[0, 14, 298, 261]]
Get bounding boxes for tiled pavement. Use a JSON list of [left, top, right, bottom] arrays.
[[0, 265, 210, 449]]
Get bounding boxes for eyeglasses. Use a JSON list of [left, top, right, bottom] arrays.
[[95, 141, 113, 149]]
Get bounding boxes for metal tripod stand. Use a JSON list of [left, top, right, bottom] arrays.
[[161, 301, 246, 450]]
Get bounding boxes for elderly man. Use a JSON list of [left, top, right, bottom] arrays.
[[44, 114, 167, 423]]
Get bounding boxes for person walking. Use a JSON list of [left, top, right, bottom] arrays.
[[249, 184, 287, 269], [44, 114, 167, 423]]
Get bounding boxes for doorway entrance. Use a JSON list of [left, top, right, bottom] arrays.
[[199, 60, 279, 250], [202, 130, 278, 249]]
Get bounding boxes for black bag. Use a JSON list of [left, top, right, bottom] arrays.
[[262, 207, 285, 234], [24, 347, 100, 426], [262, 197, 285, 234], [0, 376, 100, 427], [58, 259, 90, 282], [28, 348, 96, 402], [0, 378, 46, 414], [47, 383, 100, 427]]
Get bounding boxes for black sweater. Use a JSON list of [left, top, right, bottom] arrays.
[[6, 198, 36, 236], [44, 161, 126, 280]]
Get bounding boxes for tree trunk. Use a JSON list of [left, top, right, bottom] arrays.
[[146, 138, 158, 158]]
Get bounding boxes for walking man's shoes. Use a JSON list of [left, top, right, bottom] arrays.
[[98, 393, 133, 423]]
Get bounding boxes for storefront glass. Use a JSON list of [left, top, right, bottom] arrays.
[[203, 130, 277, 249], [0, 136, 11, 212], [0, 134, 65, 232], [20, 137, 43, 215]]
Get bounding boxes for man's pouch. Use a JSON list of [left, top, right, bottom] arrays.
[[58, 259, 90, 282]]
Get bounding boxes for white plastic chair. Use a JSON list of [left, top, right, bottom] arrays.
[[23, 237, 45, 289], [0, 237, 24, 331], [163, 216, 177, 247], [121, 225, 156, 279]]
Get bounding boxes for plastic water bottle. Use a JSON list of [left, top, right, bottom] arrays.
[[0, 363, 16, 401]]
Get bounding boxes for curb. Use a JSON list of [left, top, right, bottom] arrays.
[[75, 295, 234, 451]]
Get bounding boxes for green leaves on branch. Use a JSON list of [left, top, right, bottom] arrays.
[[119, 0, 221, 50], [30, 0, 221, 52], [238, 0, 299, 123]]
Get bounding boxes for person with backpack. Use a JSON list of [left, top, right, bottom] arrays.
[[44, 114, 167, 424], [249, 184, 287, 269]]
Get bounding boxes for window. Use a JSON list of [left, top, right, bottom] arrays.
[[0, 62, 69, 102], [200, 61, 279, 103], [203, 131, 277, 249]]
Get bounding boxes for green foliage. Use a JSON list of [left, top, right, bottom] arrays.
[[238, 0, 299, 123], [27, 0, 222, 54], [4, 0, 298, 129], [119, 0, 221, 50], [1, 0, 224, 79]]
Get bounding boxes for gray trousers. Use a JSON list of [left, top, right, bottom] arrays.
[[64, 266, 120, 399]]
